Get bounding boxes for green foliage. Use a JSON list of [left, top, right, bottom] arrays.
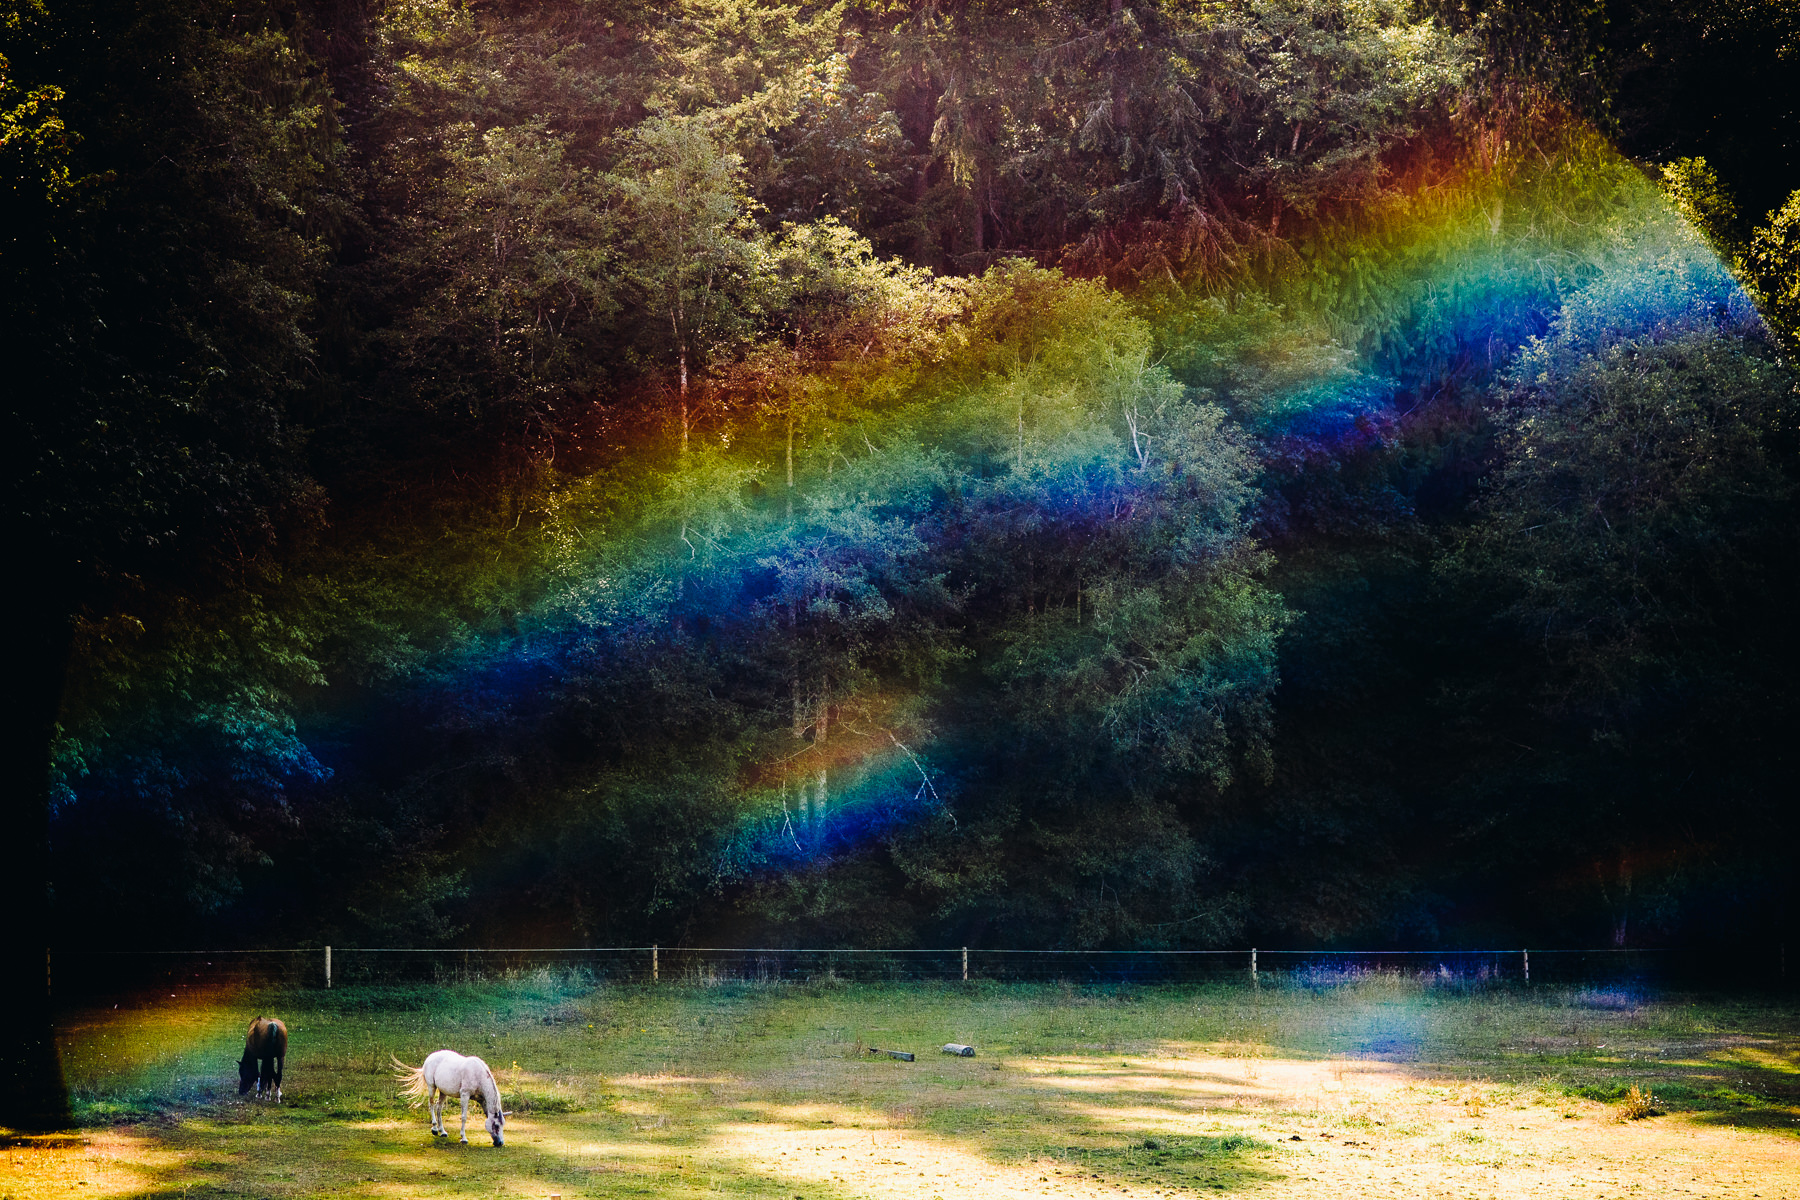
[[871, 0, 1470, 277], [386, 118, 615, 441], [362, 263, 1286, 947], [0, 48, 74, 206], [1204, 0, 1472, 220], [21, 0, 1800, 956], [611, 113, 771, 436], [3, 0, 353, 945], [1451, 313, 1793, 720], [1658, 157, 1740, 257], [1744, 189, 1800, 352], [1608, 1, 1800, 228], [1424, 214, 1798, 945], [753, 52, 909, 229]]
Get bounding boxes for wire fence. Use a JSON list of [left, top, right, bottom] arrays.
[[47, 943, 1761, 1000]]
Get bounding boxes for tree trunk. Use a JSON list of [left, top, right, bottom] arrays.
[[1612, 855, 1632, 947], [1017, 393, 1026, 473], [672, 298, 689, 453], [1110, 0, 1128, 136], [907, 40, 938, 265], [678, 343, 690, 454], [0, 574, 75, 1129], [973, 168, 986, 253], [786, 411, 795, 522]]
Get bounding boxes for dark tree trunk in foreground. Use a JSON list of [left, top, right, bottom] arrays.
[[0, 569, 73, 1129]]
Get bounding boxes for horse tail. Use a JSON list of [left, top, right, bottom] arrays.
[[391, 1056, 431, 1106]]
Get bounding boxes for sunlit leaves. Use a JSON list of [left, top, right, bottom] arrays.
[[1745, 189, 1800, 353], [0, 53, 75, 205]]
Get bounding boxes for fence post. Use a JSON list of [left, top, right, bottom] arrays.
[[1250, 948, 1258, 988], [325, 945, 332, 989], [962, 946, 968, 982], [1522, 948, 1528, 985], [652, 944, 659, 983]]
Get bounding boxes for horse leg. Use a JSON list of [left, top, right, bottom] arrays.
[[458, 1091, 470, 1144], [272, 1055, 283, 1104], [429, 1088, 443, 1136]]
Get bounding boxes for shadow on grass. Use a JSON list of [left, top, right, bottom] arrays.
[[1547, 1051, 1800, 1133], [915, 1102, 1284, 1193], [0, 1132, 88, 1149]]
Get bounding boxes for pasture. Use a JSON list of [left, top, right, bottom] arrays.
[[5, 972, 1798, 1199]]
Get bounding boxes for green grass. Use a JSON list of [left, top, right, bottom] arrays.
[[23, 972, 1800, 1198]]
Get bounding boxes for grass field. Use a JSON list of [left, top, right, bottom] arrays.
[[4, 972, 1798, 1199]]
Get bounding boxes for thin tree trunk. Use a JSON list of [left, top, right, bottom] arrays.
[[786, 411, 795, 522], [1018, 393, 1026, 473], [973, 167, 986, 253], [0, 575, 75, 1129], [672, 297, 689, 453], [1110, 0, 1128, 136], [908, 46, 937, 264], [678, 344, 690, 453], [1613, 855, 1632, 947]]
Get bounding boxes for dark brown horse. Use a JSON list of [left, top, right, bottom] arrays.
[[238, 1017, 287, 1102]]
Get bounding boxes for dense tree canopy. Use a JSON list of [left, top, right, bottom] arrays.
[[4, 0, 1798, 983]]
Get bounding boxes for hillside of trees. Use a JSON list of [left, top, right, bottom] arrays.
[[5, 0, 1799, 973]]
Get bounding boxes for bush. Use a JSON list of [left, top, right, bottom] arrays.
[[1619, 1084, 1660, 1120]]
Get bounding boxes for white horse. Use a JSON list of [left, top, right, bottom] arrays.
[[392, 1051, 510, 1146]]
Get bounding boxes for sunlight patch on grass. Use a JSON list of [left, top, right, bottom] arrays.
[[0, 1129, 188, 1200]]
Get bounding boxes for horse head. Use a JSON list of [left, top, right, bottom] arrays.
[[486, 1107, 509, 1147], [237, 1055, 258, 1095]]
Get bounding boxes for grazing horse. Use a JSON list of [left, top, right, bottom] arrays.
[[392, 1050, 509, 1146], [237, 1017, 287, 1102]]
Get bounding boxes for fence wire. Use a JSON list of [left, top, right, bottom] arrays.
[[47, 944, 1737, 1000]]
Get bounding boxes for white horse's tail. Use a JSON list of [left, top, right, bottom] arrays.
[[391, 1055, 430, 1106]]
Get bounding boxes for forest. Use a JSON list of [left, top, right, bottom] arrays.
[[4, 0, 1799, 975]]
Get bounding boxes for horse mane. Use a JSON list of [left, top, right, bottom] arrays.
[[477, 1061, 502, 1116]]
